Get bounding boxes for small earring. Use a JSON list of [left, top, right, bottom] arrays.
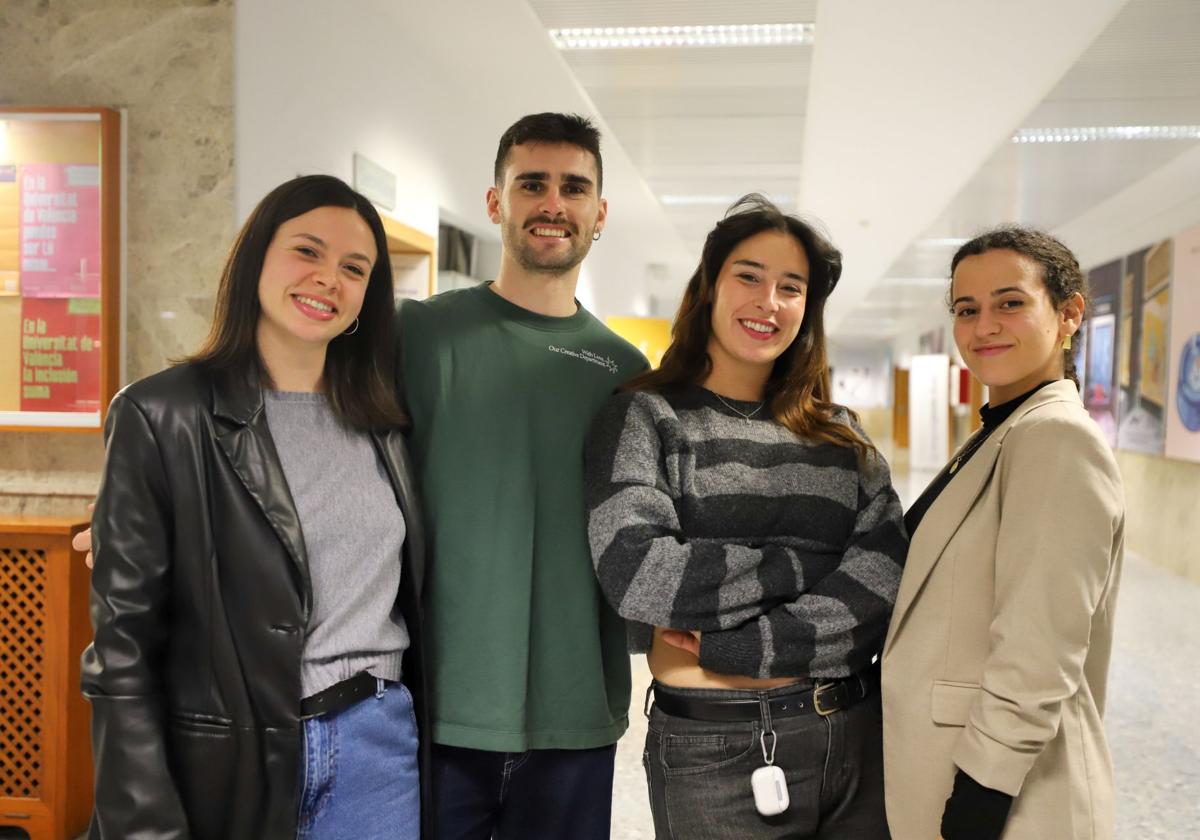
[[1062, 334, 1072, 351], [592, 229, 602, 242], [343, 317, 360, 336]]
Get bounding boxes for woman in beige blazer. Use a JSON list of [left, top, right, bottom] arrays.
[[882, 227, 1125, 840]]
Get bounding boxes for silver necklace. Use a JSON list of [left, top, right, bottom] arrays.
[[713, 392, 765, 423]]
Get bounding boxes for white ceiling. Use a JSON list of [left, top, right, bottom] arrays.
[[529, 0, 816, 301], [526, 0, 1200, 339]]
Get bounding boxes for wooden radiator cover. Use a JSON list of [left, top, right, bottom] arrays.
[[0, 517, 91, 840]]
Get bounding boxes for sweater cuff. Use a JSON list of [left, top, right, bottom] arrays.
[[697, 624, 764, 677], [940, 768, 1013, 840]]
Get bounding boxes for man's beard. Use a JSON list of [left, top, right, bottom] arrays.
[[502, 215, 595, 275]]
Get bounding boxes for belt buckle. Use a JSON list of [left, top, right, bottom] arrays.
[[812, 682, 839, 716]]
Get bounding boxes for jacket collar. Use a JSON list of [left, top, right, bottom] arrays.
[[208, 365, 310, 592], [206, 364, 425, 601], [885, 380, 1082, 654], [211, 363, 266, 427]]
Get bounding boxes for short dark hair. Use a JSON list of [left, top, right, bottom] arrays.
[[625, 194, 871, 457], [950, 226, 1089, 385], [184, 175, 407, 431], [493, 112, 603, 193]]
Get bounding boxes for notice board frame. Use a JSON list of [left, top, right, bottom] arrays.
[[0, 106, 122, 434]]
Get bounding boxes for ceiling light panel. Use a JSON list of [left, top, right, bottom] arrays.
[[549, 23, 814, 50], [1012, 125, 1200, 143]]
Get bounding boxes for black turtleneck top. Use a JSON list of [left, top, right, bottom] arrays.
[[904, 380, 1055, 539], [901, 379, 1055, 840]]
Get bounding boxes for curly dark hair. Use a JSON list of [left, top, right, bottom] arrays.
[[950, 226, 1090, 385]]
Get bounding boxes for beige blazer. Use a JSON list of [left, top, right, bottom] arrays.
[[882, 380, 1125, 840]]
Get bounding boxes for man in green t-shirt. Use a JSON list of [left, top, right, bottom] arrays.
[[399, 113, 646, 839]]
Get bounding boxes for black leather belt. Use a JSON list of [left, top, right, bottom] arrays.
[[300, 672, 380, 719], [653, 667, 877, 722]]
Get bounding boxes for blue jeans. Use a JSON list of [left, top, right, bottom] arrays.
[[297, 679, 420, 840]]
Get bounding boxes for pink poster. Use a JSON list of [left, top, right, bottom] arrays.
[[1165, 223, 1200, 463], [18, 162, 102, 299]]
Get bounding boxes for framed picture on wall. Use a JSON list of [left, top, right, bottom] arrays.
[[0, 107, 122, 432], [1089, 315, 1115, 407]]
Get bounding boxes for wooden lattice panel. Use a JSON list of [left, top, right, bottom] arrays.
[[0, 546, 47, 800]]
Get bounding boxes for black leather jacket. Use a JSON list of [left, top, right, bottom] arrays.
[[81, 362, 431, 839]]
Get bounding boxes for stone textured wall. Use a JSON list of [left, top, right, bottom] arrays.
[[0, 0, 234, 516]]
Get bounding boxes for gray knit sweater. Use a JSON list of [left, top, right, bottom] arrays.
[[264, 391, 409, 697], [584, 385, 907, 680]]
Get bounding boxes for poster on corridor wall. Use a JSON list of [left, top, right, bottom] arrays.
[[1116, 241, 1171, 455], [0, 109, 117, 430], [18, 297, 102, 413], [1084, 258, 1122, 447], [18, 162, 102, 298], [1165, 222, 1200, 463]]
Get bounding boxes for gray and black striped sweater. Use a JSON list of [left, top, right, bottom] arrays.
[[584, 385, 908, 680]]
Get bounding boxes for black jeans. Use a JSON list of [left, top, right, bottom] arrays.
[[643, 680, 889, 839], [431, 742, 617, 840]]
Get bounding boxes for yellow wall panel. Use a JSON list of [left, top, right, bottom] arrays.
[[3, 120, 100, 165], [0, 297, 21, 409], [605, 316, 673, 369]]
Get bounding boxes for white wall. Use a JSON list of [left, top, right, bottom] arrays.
[[1054, 146, 1200, 272], [890, 320, 962, 370], [828, 342, 892, 409], [235, 0, 690, 317]]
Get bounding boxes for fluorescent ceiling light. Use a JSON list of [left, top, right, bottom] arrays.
[[660, 193, 796, 207], [915, 237, 968, 247], [1012, 125, 1200, 144], [549, 24, 814, 50]]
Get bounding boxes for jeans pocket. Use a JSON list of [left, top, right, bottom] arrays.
[[661, 723, 758, 777], [657, 722, 763, 839]]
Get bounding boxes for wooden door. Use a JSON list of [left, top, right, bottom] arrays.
[[893, 367, 909, 449]]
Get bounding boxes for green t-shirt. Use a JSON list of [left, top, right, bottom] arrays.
[[398, 283, 647, 751]]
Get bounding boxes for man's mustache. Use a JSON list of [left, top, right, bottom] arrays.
[[524, 215, 577, 234]]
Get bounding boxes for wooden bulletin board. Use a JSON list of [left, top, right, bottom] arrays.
[[0, 107, 121, 433]]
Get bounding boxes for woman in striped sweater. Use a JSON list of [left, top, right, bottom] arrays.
[[585, 195, 907, 838]]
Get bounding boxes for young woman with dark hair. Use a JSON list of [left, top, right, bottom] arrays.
[[82, 175, 429, 840], [585, 195, 906, 838], [882, 227, 1124, 840]]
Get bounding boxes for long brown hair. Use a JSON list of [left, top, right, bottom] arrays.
[[625, 194, 871, 456], [183, 175, 407, 432]]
